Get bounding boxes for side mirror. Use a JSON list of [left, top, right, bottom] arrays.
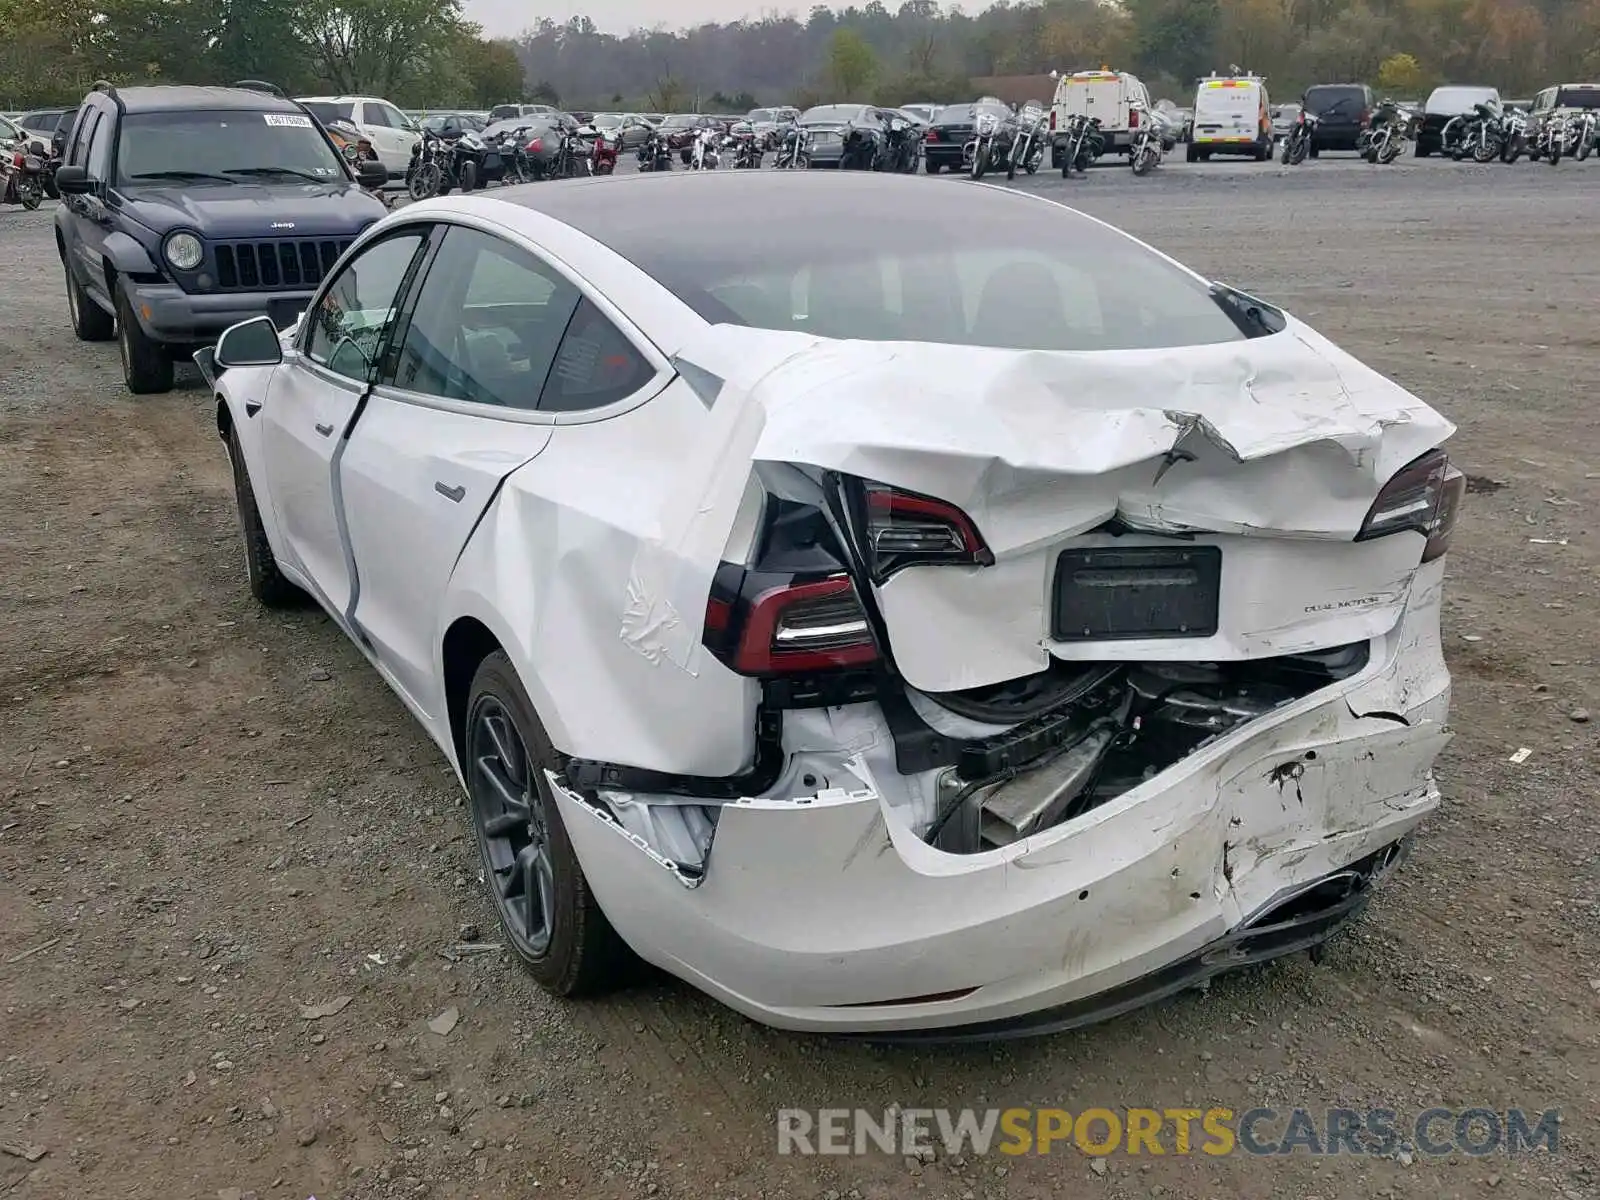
[[215, 315, 283, 368], [54, 164, 92, 195], [357, 158, 387, 188]]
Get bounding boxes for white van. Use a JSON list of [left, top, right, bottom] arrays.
[[1049, 68, 1152, 163], [1187, 74, 1272, 161]]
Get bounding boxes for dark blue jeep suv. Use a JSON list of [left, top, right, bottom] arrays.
[[54, 82, 389, 394]]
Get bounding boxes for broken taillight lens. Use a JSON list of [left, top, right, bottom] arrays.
[[1355, 447, 1466, 562], [862, 482, 994, 582], [704, 572, 878, 676]]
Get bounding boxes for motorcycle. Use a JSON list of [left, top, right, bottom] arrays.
[[1058, 113, 1103, 178], [1362, 99, 1420, 164], [964, 109, 1008, 180], [1005, 103, 1047, 179], [637, 127, 675, 172], [1128, 100, 1166, 175], [1451, 101, 1505, 163], [1574, 110, 1599, 161], [1281, 109, 1318, 164], [687, 126, 720, 170], [587, 125, 619, 175], [2, 140, 46, 210], [547, 119, 591, 178], [487, 126, 536, 184], [772, 124, 811, 169], [727, 120, 763, 169], [883, 114, 921, 173], [407, 129, 451, 199], [325, 119, 394, 207]]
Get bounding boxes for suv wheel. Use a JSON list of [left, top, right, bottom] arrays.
[[226, 424, 304, 608], [116, 289, 175, 394], [464, 651, 633, 996], [66, 263, 115, 342]]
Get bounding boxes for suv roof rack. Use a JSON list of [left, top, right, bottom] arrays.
[[234, 79, 286, 98]]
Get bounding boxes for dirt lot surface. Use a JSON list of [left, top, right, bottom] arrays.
[[2, 155, 1598, 1200]]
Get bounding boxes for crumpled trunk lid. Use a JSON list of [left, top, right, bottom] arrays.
[[641, 320, 1454, 693]]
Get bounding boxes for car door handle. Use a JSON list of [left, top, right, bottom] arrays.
[[314, 422, 334, 436], [434, 482, 465, 503]]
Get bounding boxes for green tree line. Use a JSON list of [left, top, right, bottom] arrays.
[[0, 0, 524, 109], [5, 0, 1599, 112]]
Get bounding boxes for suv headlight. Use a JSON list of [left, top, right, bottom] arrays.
[[164, 232, 203, 271]]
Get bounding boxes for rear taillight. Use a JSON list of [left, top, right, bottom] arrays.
[[526, 137, 543, 153], [862, 482, 993, 582], [1128, 109, 1139, 128], [1355, 448, 1465, 562], [925, 128, 939, 141], [705, 573, 878, 676]]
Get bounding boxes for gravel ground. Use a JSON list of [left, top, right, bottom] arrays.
[[2, 152, 1598, 1200]]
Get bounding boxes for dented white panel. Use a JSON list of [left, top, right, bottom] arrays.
[[552, 571, 1452, 1033]]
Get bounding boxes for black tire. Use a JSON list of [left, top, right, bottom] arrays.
[[65, 260, 114, 341], [43, 172, 59, 200], [1185, 143, 1198, 163], [115, 289, 174, 395], [226, 423, 304, 609], [925, 158, 941, 174], [459, 160, 478, 191], [464, 651, 633, 996], [1415, 141, 1430, 157]]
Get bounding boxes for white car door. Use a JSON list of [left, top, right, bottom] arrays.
[[337, 222, 665, 720], [258, 227, 431, 615], [362, 100, 419, 174]]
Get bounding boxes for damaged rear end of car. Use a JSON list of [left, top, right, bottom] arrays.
[[537, 266, 1460, 1038]]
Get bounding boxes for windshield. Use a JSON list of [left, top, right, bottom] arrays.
[[488, 105, 521, 120], [661, 114, 701, 129], [749, 109, 773, 122], [115, 109, 347, 187], [1427, 87, 1496, 113], [592, 112, 623, 125], [801, 105, 867, 125], [593, 182, 1249, 352], [300, 101, 355, 125]]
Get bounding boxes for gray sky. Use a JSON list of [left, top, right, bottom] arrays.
[[464, 0, 806, 37]]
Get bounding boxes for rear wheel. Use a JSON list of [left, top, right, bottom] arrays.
[[464, 651, 633, 996], [1185, 142, 1198, 163], [925, 159, 941, 174], [459, 160, 478, 191], [115, 289, 174, 395], [409, 160, 441, 200]]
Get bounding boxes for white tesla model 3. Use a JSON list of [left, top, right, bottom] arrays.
[[200, 171, 1461, 1039]]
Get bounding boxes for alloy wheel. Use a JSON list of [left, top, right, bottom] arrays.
[[467, 695, 555, 956]]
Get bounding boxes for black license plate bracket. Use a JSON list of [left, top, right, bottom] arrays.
[[1051, 546, 1222, 641]]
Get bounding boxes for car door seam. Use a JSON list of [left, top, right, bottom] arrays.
[[333, 387, 374, 640]]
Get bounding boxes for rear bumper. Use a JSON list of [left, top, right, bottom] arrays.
[[553, 560, 1451, 1036], [122, 281, 312, 347]]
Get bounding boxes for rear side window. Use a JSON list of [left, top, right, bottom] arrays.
[[68, 109, 100, 168], [302, 101, 355, 124], [362, 104, 395, 129], [1556, 88, 1600, 109], [540, 299, 655, 413]]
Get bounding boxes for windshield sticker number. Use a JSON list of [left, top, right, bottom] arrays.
[[264, 113, 313, 128]]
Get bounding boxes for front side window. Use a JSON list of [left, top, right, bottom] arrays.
[[390, 226, 581, 410], [115, 109, 348, 187], [67, 110, 98, 167], [85, 112, 112, 179], [361, 104, 394, 129], [378, 103, 413, 130], [304, 232, 427, 381]]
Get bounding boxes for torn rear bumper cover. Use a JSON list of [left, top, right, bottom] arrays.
[[548, 562, 1450, 1036]]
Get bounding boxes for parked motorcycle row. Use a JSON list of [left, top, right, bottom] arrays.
[[1283, 96, 1599, 166], [402, 115, 620, 199], [0, 134, 50, 210]]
